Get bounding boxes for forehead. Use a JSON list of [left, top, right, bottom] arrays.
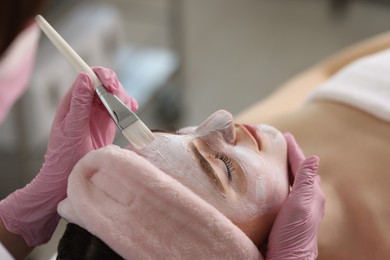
[[135, 133, 198, 167]]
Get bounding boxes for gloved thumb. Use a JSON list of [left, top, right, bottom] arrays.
[[93, 66, 139, 112], [290, 155, 320, 205], [64, 73, 94, 132], [284, 132, 305, 177]]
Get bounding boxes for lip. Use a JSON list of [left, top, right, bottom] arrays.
[[243, 124, 262, 150]]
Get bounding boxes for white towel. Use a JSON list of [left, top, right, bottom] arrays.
[[307, 48, 390, 122], [58, 145, 262, 260]]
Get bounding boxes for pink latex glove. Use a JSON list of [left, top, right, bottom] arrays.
[[266, 133, 325, 260], [0, 67, 138, 246]]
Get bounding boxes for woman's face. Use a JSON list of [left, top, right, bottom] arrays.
[[132, 110, 289, 245]]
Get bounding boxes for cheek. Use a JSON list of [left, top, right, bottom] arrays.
[[235, 150, 289, 210], [253, 166, 282, 208], [260, 159, 289, 209]]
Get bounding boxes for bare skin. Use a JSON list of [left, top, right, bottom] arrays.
[[236, 32, 390, 259]]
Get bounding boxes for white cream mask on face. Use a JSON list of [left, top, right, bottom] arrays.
[[0, 22, 40, 123], [135, 122, 286, 217], [130, 110, 289, 246]]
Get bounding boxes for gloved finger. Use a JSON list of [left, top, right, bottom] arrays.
[[92, 66, 119, 92], [92, 66, 139, 112], [284, 132, 305, 177], [313, 174, 326, 220], [52, 81, 76, 124], [89, 110, 117, 148], [289, 155, 320, 206], [63, 74, 95, 132], [53, 73, 93, 127], [89, 68, 123, 147]]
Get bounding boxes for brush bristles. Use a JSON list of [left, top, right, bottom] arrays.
[[122, 120, 156, 148]]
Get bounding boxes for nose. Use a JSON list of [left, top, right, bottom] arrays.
[[195, 110, 236, 143]]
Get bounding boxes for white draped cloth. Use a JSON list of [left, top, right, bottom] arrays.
[[307, 48, 390, 122]]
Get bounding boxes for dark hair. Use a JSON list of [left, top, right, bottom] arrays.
[[0, 0, 47, 57], [57, 223, 124, 260]]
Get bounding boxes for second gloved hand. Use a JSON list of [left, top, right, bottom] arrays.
[[266, 133, 325, 260], [0, 67, 138, 246]]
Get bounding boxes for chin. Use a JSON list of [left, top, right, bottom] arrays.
[[236, 208, 280, 247]]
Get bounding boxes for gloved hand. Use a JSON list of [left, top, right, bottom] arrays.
[[266, 133, 325, 260], [0, 67, 138, 246]]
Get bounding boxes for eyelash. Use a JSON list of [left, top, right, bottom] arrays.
[[215, 153, 234, 182]]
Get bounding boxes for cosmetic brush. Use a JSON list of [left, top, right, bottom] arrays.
[[35, 15, 155, 148]]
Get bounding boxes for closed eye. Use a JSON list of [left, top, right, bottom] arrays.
[[216, 153, 234, 182]]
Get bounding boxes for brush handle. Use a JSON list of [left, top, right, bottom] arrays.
[[35, 15, 101, 89]]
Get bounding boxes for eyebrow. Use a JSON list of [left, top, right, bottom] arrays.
[[188, 142, 225, 193]]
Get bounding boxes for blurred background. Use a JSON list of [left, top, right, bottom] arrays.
[[0, 0, 389, 258]]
